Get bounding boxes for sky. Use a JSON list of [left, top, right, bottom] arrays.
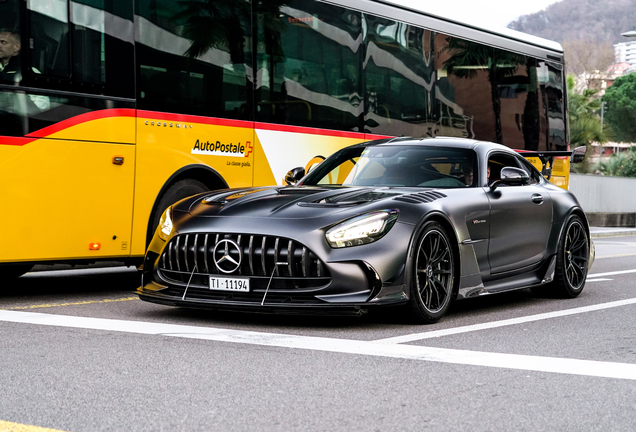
[[390, 0, 561, 29]]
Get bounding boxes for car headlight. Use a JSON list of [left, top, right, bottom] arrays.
[[326, 210, 398, 248], [157, 206, 174, 241]]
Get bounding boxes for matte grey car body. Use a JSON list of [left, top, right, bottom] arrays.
[[137, 138, 594, 323]]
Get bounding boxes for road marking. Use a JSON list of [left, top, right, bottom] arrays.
[[0, 420, 68, 432], [595, 253, 636, 259], [587, 268, 636, 278], [373, 298, 636, 344], [2, 297, 138, 311], [585, 278, 613, 282], [2, 310, 636, 381]]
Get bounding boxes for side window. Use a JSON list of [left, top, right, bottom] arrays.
[[71, 0, 135, 97], [255, 0, 363, 131], [364, 16, 435, 137], [28, 0, 71, 79], [518, 156, 541, 184], [487, 153, 521, 184], [136, 0, 251, 119], [438, 34, 496, 142], [0, 0, 23, 84]]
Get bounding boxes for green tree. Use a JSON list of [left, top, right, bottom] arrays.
[[567, 74, 611, 172], [602, 73, 636, 143], [597, 147, 636, 177]]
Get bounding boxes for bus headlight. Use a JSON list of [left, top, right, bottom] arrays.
[[326, 210, 398, 248], [157, 206, 174, 241]]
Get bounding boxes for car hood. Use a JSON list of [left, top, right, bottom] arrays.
[[185, 186, 410, 221]]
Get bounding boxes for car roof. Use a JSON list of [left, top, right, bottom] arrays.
[[360, 137, 515, 154]]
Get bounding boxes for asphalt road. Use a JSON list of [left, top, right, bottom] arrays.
[[1, 235, 636, 432]]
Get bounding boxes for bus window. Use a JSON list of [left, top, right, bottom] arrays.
[[363, 16, 435, 137], [71, 0, 135, 97], [136, 0, 251, 119], [255, 0, 363, 131], [437, 34, 497, 143], [28, 0, 70, 78]]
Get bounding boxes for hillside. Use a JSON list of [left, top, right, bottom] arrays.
[[508, 0, 636, 44]]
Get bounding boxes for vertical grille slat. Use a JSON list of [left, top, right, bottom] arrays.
[[204, 234, 210, 274], [248, 235, 255, 275], [287, 240, 294, 277], [184, 234, 190, 272], [261, 236, 267, 276]]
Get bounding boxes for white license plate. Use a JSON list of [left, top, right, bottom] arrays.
[[209, 276, 250, 292]]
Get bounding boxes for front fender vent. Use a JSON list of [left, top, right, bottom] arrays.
[[393, 191, 447, 204]]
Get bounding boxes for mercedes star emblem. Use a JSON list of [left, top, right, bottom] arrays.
[[213, 239, 242, 274]]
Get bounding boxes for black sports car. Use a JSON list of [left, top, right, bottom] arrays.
[[137, 138, 594, 323]]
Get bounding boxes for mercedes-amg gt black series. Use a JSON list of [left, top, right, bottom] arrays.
[[137, 138, 594, 323]]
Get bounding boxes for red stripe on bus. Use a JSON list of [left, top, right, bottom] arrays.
[[0, 136, 38, 146], [25, 108, 136, 138]]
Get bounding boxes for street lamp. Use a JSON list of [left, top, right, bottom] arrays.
[[622, 31, 636, 38]]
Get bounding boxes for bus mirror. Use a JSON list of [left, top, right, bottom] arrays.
[[571, 146, 586, 163], [284, 167, 305, 185]]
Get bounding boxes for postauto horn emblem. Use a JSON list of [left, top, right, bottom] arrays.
[[213, 239, 242, 273]]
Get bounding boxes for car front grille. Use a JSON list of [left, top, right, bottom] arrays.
[[157, 233, 331, 291]]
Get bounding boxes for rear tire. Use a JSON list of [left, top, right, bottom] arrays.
[[551, 215, 589, 298], [407, 221, 457, 324], [147, 179, 209, 246]]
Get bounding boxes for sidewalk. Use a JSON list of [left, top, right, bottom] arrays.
[[590, 226, 636, 238]]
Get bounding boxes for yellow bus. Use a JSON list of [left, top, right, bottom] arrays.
[[0, 0, 569, 278]]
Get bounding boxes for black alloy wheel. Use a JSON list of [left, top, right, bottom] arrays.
[[408, 221, 456, 324], [554, 215, 589, 297]]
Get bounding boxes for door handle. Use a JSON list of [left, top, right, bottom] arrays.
[[531, 194, 544, 204]]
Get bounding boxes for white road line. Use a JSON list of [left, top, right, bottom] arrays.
[[2, 310, 636, 381], [587, 268, 636, 278], [586, 278, 613, 282], [373, 298, 636, 344]]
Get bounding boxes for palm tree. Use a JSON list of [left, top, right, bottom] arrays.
[[566, 74, 612, 172]]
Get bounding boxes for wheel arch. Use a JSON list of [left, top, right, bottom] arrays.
[[145, 164, 229, 246], [410, 211, 462, 294]]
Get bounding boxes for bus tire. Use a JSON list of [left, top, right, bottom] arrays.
[[147, 179, 209, 246]]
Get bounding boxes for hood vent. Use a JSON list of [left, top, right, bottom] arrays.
[[393, 190, 447, 204]]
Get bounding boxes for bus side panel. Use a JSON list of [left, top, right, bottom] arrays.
[[0, 137, 135, 262], [130, 113, 255, 256]]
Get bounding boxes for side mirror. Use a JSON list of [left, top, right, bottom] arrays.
[[490, 167, 529, 191], [571, 146, 586, 163], [284, 167, 305, 185]]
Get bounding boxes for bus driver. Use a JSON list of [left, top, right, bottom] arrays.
[[0, 29, 21, 82]]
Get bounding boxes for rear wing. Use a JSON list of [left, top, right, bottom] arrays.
[[516, 147, 586, 180]]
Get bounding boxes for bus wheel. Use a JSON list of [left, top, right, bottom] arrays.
[[1, 264, 33, 280], [148, 179, 209, 246]]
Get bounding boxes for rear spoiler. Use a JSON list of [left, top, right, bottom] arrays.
[[516, 147, 586, 179]]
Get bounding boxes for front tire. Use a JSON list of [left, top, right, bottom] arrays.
[[408, 221, 457, 324], [552, 215, 589, 298]]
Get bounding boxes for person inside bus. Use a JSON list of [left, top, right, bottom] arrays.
[[0, 28, 50, 111], [0, 29, 21, 83]]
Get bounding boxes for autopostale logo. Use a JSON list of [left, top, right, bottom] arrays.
[[192, 139, 253, 158]]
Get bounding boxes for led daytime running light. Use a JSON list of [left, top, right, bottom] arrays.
[[326, 210, 398, 248]]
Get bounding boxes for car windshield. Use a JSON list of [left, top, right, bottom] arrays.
[[302, 145, 478, 188]]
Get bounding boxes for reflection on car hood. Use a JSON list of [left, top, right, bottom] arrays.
[[186, 186, 416, 219]]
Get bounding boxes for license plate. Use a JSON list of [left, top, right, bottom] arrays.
[[209, 276, 250, 292]]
